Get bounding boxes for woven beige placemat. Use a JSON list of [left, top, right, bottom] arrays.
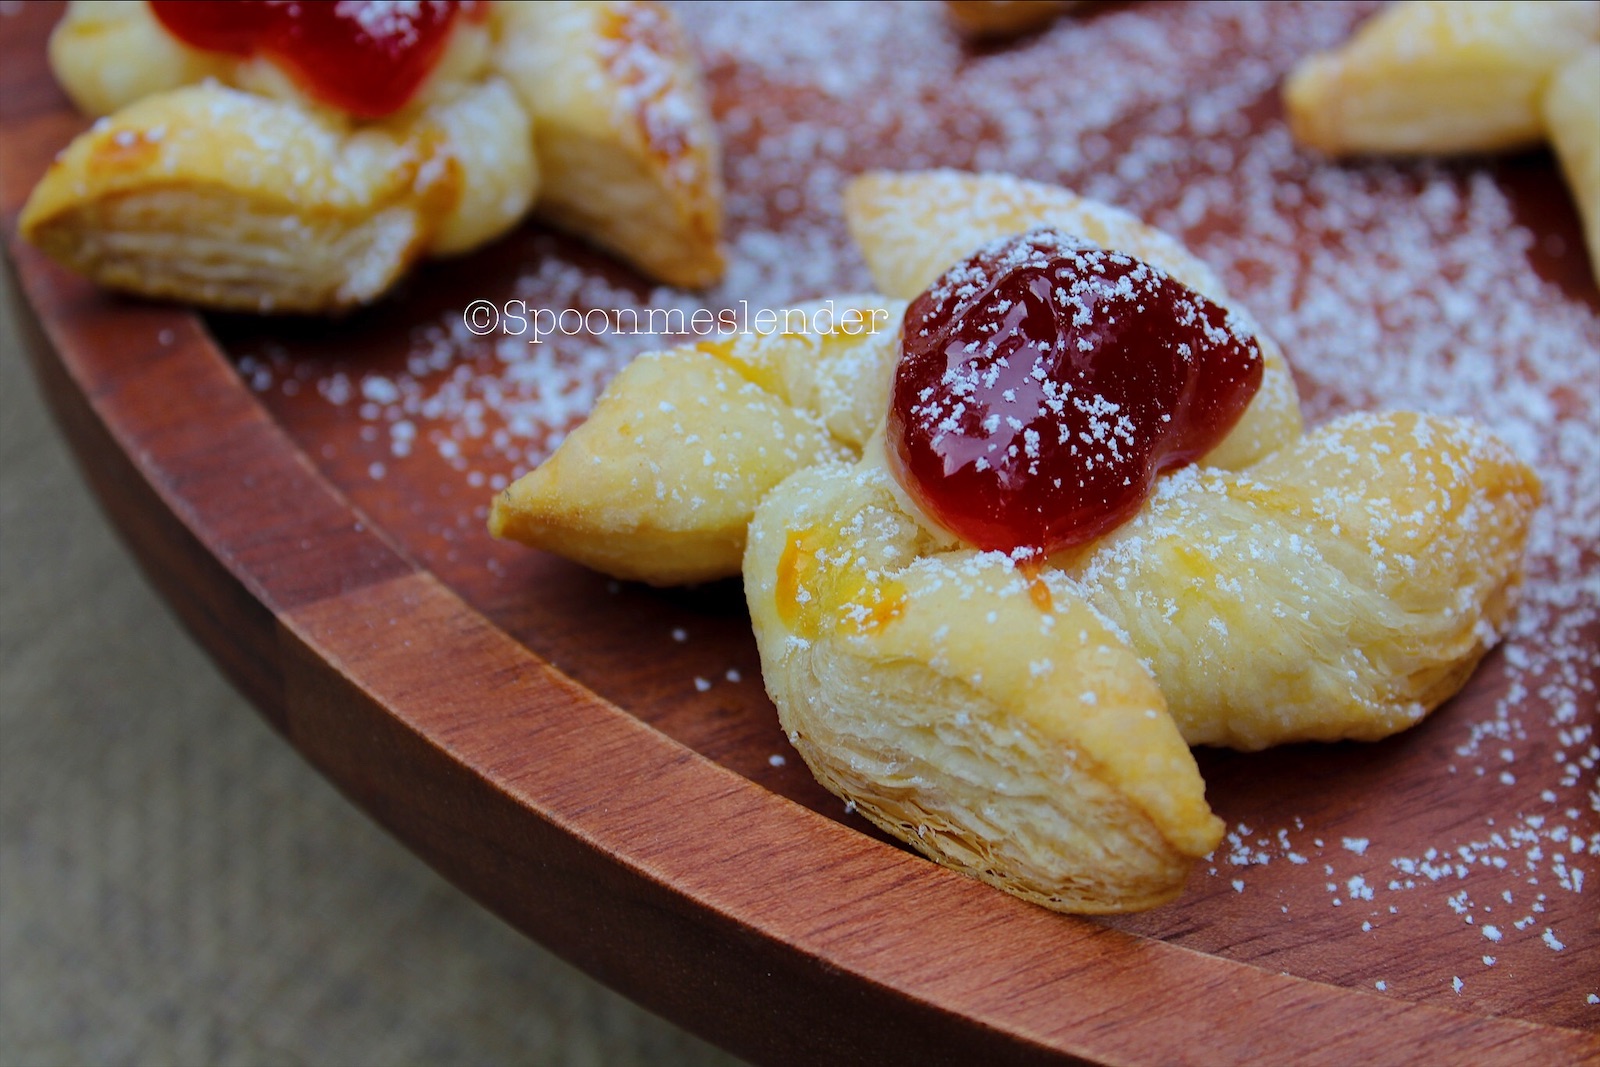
[[0, 276, 743, 1067]]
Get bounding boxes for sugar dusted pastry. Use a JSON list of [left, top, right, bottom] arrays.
[[488, 296, 902, 585], [46, 1, 230, 117], [21, 0, 724, 311], [21, 81, 534, 312], [1062, 412, 1539, 750], [1284, 1, 1599, 156], [1543, 48, 1600, 284], [491, 171, 1538, 912], [494, 1, 725, 288], [1284, 1, 1600, 285], [744, 459, 1222, 913]]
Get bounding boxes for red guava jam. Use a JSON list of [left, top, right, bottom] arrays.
[[150, 0, 485, 119], [887, 228, 1263, 556]]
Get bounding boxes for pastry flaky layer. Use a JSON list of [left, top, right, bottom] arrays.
[[491, 170, 1540, 912], [488, 294, 904, 585], [21, 81, 534, 312], [744, 456, 1222, 913], [1060, 412, 1539, 751], [1283, 0, 1600, 285], [21, 0, 724, 312], [494, 1, 725, 288]]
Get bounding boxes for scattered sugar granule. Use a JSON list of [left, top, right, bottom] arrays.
[[1375, 980, 1387, 991], [768, 754, 787, 767], [1542, 929, 1565, 951], [693, 676, 711, 692], [1482, 925, 1503, 942], [1453, 977, 1465, 994], [1342, 837, 1370, 856], [671, 628, 688, 643]]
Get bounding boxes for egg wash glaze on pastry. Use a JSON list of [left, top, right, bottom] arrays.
[[889, 229, 1264, 556]]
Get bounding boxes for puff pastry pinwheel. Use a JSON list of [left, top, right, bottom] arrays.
[[1284, 0, 1600, 285], [490, 171, 1539, 912], [20, 0, 724, 313]]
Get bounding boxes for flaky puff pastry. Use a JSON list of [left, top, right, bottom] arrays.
[[1283, 1, 1600, 285], [493, 171, 1538, 910], [1284, 1, 1599, 156], [744, 457, 1222, 913], [23, 0, 723, 311], [494, 2, 725, 288], [1058, 412, 1539, 750], [20, 83, 531, 312], [1543, 49, 1600, 286], [489, 296, 903, 584]]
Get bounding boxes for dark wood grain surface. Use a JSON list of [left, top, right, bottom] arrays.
[[4, 1, 1596, 1062]]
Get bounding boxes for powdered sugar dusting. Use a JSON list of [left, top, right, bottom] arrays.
[[597, 1, 716, 187]]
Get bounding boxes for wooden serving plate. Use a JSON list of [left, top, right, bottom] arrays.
[[4, 2, 1596, 1062]]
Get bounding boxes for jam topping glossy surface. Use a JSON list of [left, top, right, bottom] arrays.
[[887, 229, 1264, 556], [150, 0, 483, 119]]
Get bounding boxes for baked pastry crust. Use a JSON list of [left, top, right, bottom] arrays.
[[492, 171, 1539, 911], [22, 0, 724, 310], [495, 1, 726, 288], [1284, 1, 1600, 285], [744, 455, 1221, 913], [1284, 0, 1599, 157], [1544, 48, 1600, 284], [46, 0, 231, 117], [488, 296, 902, 585], [1061, 411, 1538, 750], [20, 81, 534, 313]]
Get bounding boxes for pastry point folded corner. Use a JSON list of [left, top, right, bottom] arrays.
[[1543, 47, 1600, 286], [18, 85, 443, 314], [495, 0, 727, 288], [1282, 0, 1600, 158], [843, 169, 1228, 301], [744, 459, 1224, 914], [488, 299, 904, 585], [1069, 411, 1540, 750]]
